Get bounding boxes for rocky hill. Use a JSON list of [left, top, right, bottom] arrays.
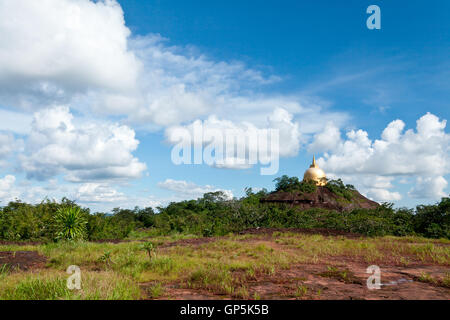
[[261, 186, 379, 212]]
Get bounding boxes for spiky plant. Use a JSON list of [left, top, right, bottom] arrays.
[[99, 250, 113, 269], [141, 242, 156, 260], [54, 206, 87, 241]]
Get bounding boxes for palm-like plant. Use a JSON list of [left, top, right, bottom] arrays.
[[54, 206, 87, 241], [141, 242, 156, 260]]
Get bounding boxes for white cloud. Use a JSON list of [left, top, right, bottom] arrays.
[[409, 176, 448, 199], [75, 183, 127, 203], [311, 113, 450, 200], [20, 106, 147, 182], [366, 188, 402, 202], [158, 179, 233, 200], [165, 107, 300, 170], [0, 0, 139, 109], [0, 133, 18, 159], [308, 122, 342, 153], [316, 113, 449, 176], [0, 0, 349, 138], [0, 175, 19, 203]]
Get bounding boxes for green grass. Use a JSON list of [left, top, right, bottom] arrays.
[[295, 284, 308, 298], [319, 266, 359, 284], [0, 233, 448, 300], [0, 271, 141, 300], [417, 272, 450, 289], [147, 282, 165, 298]]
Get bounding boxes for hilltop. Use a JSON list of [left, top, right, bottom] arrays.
[[261, 186, 379, 212]]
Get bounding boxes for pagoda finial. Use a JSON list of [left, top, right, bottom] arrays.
[[311, 155, 317, 168]]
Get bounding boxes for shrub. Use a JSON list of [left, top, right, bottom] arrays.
[[325, 179, 355, 201], [54, 207, 88, 241]]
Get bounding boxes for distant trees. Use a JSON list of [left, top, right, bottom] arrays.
[[0, 176, 448, 241], [414, 197, 450, 238]]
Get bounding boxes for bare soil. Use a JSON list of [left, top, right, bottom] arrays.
[[0, 251, 47, 271], [151, 262, 449, 300], [144, 230, 450, 300]]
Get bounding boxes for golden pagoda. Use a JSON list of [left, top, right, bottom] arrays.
[[303, 155, 327, 186]]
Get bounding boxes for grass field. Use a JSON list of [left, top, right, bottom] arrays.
[[0, 229, 449, 300]]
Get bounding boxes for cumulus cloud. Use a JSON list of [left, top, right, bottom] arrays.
[[0, 133, 18, 158], [308, 122, 342, 153], [20, 106, 147, 182], [165, 107, 300, 171], [0, 175, 20, 203], [75, 183, 127, 203], [0, 0, 348, 134], [158, 179, 233, 200], [366, 188, 402, 202], [314, 113, 449, 176], [0, 0, 139, 109], [311, 113, 450, 200], [409, 176, 448, 199]]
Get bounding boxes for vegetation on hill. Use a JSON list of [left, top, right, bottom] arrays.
[[273, 175, 317, 193], [0, 176, 449, 241], [325, 179, 356, 201]]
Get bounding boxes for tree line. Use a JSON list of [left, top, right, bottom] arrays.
[[0, 177, 449, 241]]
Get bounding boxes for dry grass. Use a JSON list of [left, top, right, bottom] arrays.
[[0, 232, 448, 299]]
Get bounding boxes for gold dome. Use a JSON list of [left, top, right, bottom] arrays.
[[303, 155, 326, 186]]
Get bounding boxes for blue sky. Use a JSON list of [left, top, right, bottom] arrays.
[[0, 0, 448, 211]]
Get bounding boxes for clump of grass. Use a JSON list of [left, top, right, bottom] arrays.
[[234, 286, 249, 299], [147, 282, 165, 298], [147, 256, 176, 275], [295, 284, 308, 298], [442, 273, 450, 288], [188, 266, 234, 295], [253, 292, 261, 300], [99, 250, 113, 269], [316, 288, 322, 298], [418, 272, 435, 284], [0, 264, 12, 277], [417, 272, 450, 288], [319, 266, 360, 284]]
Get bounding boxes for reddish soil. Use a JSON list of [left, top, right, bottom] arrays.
[[143, 230, 450, 300], [0, 251, 47, 271], [0, 240, 44, 246], [150, 262, 449, 300]]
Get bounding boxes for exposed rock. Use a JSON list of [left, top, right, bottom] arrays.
[[261, 186, 379, 212]]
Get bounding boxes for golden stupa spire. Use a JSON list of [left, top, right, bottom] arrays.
[[311, 155, 317, 168]]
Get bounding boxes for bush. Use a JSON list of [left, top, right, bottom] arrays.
[[54, 207, 88, 241], [325, 179, 356, 201]]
